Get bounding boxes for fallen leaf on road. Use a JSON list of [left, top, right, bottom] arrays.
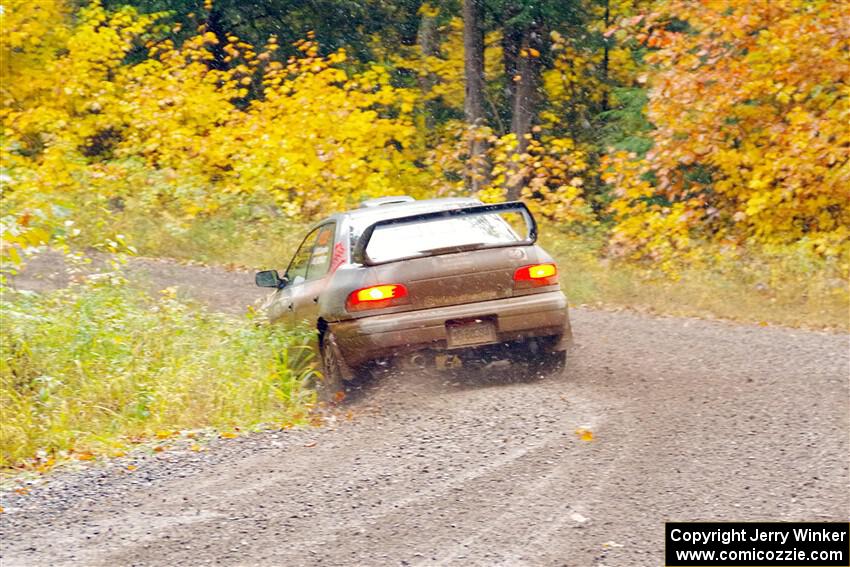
[[76, 452, 95, 461], [220, 432, 238, 439], [304, 441, 317, 448], [575, 427, 594, 442], [36, 458, 55, 473], [190, 443, 203, 452], [153, 446, 166, 452], [14, 487, 29, 496], [126, 465, 137, 471]]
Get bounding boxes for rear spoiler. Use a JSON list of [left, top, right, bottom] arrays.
[[352, 201, 537, 266]]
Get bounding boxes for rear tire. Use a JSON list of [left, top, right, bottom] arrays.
[[318, 332, 349, 403]]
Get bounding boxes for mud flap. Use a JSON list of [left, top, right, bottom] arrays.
[[555, 310, 575, 351], [554, 333, 573, 351]]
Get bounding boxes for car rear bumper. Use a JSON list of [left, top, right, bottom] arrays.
[[331, 291, 572, 366]]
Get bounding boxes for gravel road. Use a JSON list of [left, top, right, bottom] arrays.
[[2, 254, 848, 566]]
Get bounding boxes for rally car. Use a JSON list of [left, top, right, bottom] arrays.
[[256, 196, 572, 396]]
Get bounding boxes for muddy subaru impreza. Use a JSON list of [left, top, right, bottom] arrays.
[[256, 196, 572, 395]]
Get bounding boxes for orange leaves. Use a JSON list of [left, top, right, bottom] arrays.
[[604, 0, 850, 263]]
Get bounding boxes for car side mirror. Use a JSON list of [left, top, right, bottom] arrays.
[[255, 270, 286, 288]]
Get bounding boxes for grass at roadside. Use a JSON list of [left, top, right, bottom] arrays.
[[75, 209, 848, 331], [0, 274, 318, 469], [71, 206, 305, 269], [540, 230, 849, 331]]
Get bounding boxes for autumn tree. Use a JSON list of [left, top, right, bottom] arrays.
[[1, 1, 426, 228], [604, 0, 850, 262]]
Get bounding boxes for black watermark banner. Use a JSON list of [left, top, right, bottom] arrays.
[[665, 522, 850, 566]]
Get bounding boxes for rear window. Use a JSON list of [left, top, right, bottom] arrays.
[[363, 210, 530, 264]]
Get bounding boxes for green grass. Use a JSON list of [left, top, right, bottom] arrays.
[[0, 275, 318, 468]]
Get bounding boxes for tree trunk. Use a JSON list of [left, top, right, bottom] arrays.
[[463, 0, 489, 193], [502, 24, 522, 133], [417, 7, 440, 130], [205, 8, 229, 71], [601, 0, 611, 112], [506, 27, 541, 201]]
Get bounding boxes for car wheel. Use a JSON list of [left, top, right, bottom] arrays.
[[318, 332, 349, 403]]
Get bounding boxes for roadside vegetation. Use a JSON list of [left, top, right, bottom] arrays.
[[1, 0, 847, 468], [0, 272, 317, 469]]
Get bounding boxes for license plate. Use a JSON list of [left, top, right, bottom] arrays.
[[447, 318, 497, 348]]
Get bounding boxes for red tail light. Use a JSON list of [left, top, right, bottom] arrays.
[[514, 263, 558, 288], [346, 284, 409, 311]]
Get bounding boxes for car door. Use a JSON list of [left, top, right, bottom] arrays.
[[288, 222, 337, 327], [265, 229, 314, 326]]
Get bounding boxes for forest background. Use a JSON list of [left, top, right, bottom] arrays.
[[0, 0, 848, 467]]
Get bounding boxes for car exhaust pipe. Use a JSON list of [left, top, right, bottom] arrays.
[[409, 353, 427, 369]]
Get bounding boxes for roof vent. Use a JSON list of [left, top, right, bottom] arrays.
[[360, 196, 416, 208]]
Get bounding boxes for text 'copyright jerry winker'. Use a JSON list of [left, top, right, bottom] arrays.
[[665, 522, 850, 566]]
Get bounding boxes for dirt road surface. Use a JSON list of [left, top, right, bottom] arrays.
[[2, 254, 848, 566]]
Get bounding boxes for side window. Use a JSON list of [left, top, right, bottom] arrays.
[[284, 223, 336, 286], [285, 229, 320, 285], [306, 223, 336, 281]]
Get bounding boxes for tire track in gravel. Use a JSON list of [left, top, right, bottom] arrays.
[[95, 376, 608, 566], [2, 253, 848, 566]]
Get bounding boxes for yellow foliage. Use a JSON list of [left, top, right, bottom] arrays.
[[0, 0, 71, 104], [606, 0, 850, 265], [541, 0, 648, 131], [1, 1, 427, 234], [386, 16, 502, 114], [542, 37, 605, 128], [482, 133, 596, 225]]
